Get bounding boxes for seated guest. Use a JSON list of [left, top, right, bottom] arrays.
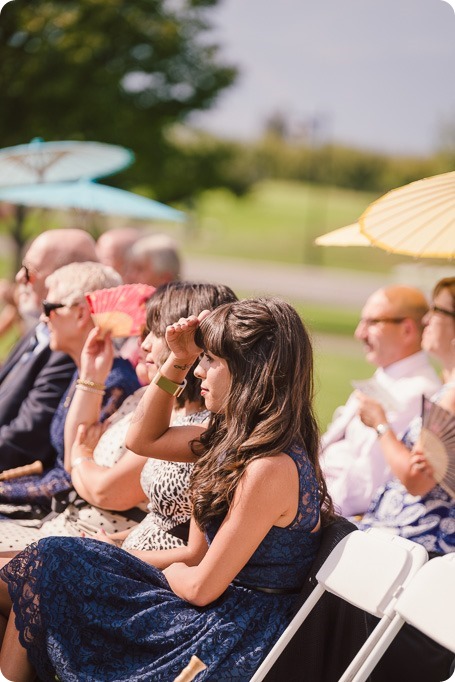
[[0, 298, 333, 681], [120, 233, 182, 368], [0, 228, 98, 473], [93, 281, 237, 552], [95, 227, 143, 280], [0, 263, 140, 519], [124, 233, 181, 287], [357, 277, 455, 556], [321, 285, 441, 517], [0, 282, 236, 554]]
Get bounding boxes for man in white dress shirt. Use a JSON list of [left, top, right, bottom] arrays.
[[321, 285, 441, 517]]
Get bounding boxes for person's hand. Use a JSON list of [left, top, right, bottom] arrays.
[[165, 310, 211, 364], [356, 392, 387, 430], [80, 327, 114, 384], [410, 440, 436, 480], [73, 422, 107, 455], [92, 528, 119, 545]]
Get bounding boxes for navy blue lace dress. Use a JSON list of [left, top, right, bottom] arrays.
[[1, 445, 321, 681]]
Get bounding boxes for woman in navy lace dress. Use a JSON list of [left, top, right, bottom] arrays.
[[0, 297, 334, 681]]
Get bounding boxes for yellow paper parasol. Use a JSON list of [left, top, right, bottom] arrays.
[[359, 171, 455, 259], [315, 223, 370, 247]]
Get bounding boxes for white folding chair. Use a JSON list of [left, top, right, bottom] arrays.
[[352, 552, 455, 682], [250, 528, 428, 682]]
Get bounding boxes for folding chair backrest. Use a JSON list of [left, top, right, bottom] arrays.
[[252, 527, 428, 682], [318, 529, 428, 617], [394, 553, 455, 654]]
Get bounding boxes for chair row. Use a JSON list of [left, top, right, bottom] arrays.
[[251, 520, 455, 682]]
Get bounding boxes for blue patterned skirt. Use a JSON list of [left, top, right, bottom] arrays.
[[1, 538, 298, 681]]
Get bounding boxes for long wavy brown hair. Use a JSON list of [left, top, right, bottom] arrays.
[[146, 281, 238, 408], [190, 297, 334, 528]]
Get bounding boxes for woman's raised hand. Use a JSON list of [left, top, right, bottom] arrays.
[[165, 310, 211, 363], [80, 327, 114, 383]]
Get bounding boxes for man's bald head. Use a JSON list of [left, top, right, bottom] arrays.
[[379, 285, 429, 331], [96, 227, 142, 278], [16, 228, 98, 320], [355, 285, 430, 368]]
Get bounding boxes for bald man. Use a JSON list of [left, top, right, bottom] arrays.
[[321, 285, 442, 517], [0, 229, 98, 472], [95, 227, 142, 279]]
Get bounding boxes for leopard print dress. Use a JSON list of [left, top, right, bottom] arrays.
[[122, 410, 209, 551]]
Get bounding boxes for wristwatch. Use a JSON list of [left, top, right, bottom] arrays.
[[375, 423, 390, 437], [152, 371, 187, 398]]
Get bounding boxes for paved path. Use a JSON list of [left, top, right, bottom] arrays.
[[183, 255, 392, 309]]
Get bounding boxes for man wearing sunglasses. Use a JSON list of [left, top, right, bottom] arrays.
[[321, 285, 442, 517], [0, 229, 98, 474]]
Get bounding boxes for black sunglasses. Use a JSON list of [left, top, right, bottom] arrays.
[[42, 300, 66, 317], [430, 305, 455, 319]]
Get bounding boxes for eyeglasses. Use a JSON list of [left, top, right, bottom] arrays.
[[429, 305, 455, 319], [42, 300, 66, 317], [358, 317, 405, 328]]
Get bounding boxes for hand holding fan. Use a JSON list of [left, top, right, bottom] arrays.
[[420, 396, 455, 499], [86, 283, 155, 338]]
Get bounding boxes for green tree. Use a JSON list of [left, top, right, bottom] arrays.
[[0, 0, 237, 193]]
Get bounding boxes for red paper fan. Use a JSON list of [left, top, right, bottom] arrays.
[[85, 283, 156, 338]]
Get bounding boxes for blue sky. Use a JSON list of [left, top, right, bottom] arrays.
[[192, 0, 455, 156]]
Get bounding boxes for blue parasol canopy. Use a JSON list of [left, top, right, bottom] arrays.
[[0, 138, 134, 187], [0, 179, 185, 223]]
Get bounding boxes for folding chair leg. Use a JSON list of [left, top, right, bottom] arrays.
[[250, 584, 326, 682], [340, 613, 405, 682]]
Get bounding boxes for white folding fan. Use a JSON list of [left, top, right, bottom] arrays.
[[85, 283, 156, 338], [420, 395, 455, 499]]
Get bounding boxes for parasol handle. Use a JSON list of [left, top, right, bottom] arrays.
[[173, 655, 207, 682], [0, 460, 43, 481]]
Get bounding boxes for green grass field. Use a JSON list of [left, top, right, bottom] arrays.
[[184, 180, 411, 273], [314, 346, 370, 430]]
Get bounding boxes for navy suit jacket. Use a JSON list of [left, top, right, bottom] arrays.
[[0, 326, 76, 472]]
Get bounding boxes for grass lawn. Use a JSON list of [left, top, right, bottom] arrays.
[[184, 180, 410, 273], [314, 345, 371, 431]]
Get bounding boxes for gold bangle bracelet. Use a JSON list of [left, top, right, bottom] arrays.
[[76, 379, 106, 391], [75, 384, 105, 396]]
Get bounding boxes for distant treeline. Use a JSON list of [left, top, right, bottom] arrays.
[[161, 126, 455, 202]]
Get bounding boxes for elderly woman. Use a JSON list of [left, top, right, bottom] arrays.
[[0, 262, 140, 521]]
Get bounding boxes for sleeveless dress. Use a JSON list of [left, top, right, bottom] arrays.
[[0, 358, 140, 518], [0, 389, 147, 551], [1, 444, 321, 681], [358, 383, 455, 554]]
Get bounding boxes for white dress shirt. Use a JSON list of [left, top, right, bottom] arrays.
[[321, 351, 442, 517]]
